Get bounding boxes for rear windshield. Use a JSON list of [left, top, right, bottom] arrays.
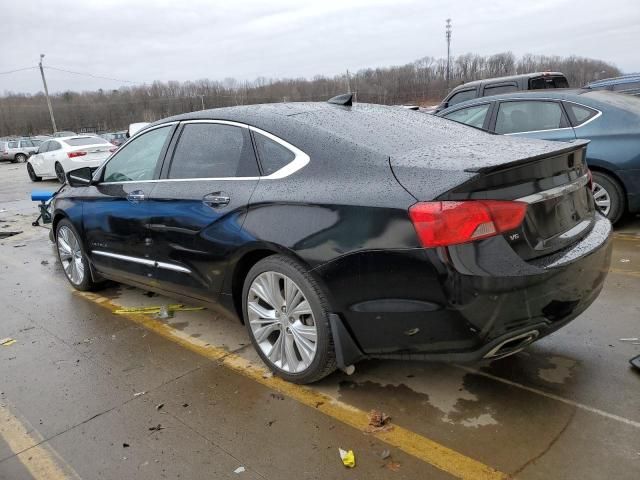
[[64, 137, 111, 146], [529, 76, 569, 89]]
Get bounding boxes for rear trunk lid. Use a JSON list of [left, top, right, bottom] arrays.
[[391, 138, 594, 259]]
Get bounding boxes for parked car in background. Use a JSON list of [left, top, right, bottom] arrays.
[[437, 89, 640, 223], [433, 72, 570, 113], [0, 138, 39, 162], [102, 131, 128, 147], [586, 74, 640, 97], [53, 131, 77, 138], [128, 122, 150, 137], [49, 100, 611, 384], [27, 135, 116, 183]]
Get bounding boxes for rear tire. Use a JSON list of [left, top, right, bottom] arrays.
[[242, 255, 336, 384], [55, 219, 98, 291], [14, 154, 27, 163], [592, 171, 624, 224], [27, 163, 42, 182], [55, 162, 66, 183]]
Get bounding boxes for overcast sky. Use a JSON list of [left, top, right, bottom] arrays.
[[1, 0, 639, 94]]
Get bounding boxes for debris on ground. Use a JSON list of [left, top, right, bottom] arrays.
[[40, 260, 49, 265], [262, 371, 273, 379], [13, 244, 26, 248], [267, 420, 276, 427], [269, 392, 285, 400], [338, 448, 356, 468], [122, 443, 130, 448], [156, 305, 173, 319], [143, 291, 157, 297], [620, 338, 639, 342], [385, 460, 401, 472], [379, 449, 391, 460], [156, 403, 164, 410], [620, 259, 631, 263], [365, 409, 393, 433], [148, 424, 164, 432], [630, 355, 640, 372], [0, 338, 16, 347], [113, 304, 205, 316], [233, 466, 246, 474], [133, 391, 146, 397], [182, 403, 189, 408]]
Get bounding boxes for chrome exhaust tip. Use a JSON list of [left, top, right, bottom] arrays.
[[483, 330, 539, 360]]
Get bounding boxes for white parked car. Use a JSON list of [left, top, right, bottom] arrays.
[[27, 136, 116, 183]]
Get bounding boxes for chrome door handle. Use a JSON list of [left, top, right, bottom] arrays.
[[202, 192, 230, 208], [127, 190, 145, 203]]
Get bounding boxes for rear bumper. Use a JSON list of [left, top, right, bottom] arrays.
[[319, 215, 612, 363]]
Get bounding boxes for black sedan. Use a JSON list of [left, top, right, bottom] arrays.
[[50, 97, 612, 383]]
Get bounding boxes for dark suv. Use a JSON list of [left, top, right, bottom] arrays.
[[434, 72, 570, 113]]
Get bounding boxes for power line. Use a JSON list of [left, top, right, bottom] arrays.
[[44, 65, 139, 84], [0, 66, 37, 75]]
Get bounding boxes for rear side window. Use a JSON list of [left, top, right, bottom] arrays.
[[8, 142, 18, 148], [565, 103, 598, 126], [49, 141, 62, 151], [65, 137, 110, 146], [447, 89, 477, 106], [495, 101, 565, 134], [253, 132, 295, 176], [483, 84, 518, 95], [168, 123, 259, 179], [103, 126, 172, 182], [443, 104, 491, 129], [38, 142, 50, 153], [20, 140, 34, 147]]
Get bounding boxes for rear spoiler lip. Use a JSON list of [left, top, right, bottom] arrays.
[[464, 139, 591, 174]]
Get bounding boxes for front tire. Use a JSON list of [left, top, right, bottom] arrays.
[[242, 255, 336, 384], [55, 162, 66, 183], [55, 219, 98, 291], [27, 163, 42, 182], [592, 171, 624, 224]]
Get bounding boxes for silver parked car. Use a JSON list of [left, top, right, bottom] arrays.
[[0, 139, 39, 163]]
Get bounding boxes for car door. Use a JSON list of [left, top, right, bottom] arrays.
[[491, 100, 576, 141], [30, 140, 50, 175], [146, 121, 260, 301], [44, 140, 64, 176], [82, 124, 176, 286]]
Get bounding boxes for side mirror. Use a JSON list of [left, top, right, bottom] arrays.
[[66, 167, 95, 187]]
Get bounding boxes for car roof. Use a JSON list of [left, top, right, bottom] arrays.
[[451, 72, 566, 90]]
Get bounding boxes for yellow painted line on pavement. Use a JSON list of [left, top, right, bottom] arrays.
[[77, 291, 509, 480], [0, 403, 78, 480], [609, 268, 640, 278]]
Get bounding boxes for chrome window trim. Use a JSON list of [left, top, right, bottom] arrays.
[[92, 250, 191, 274], [93, 122, 179, 183], [97, 120, 310, 184], [516, 174, 589, 204]]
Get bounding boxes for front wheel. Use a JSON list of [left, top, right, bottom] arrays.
[[242, 255, 336, 384], [55, 219, 98, 291], [27, 163, 42, 182], [592, 171, 624, 224], [55, 162, 66, 183]]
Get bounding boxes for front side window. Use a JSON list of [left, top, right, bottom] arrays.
[[253, 132, 295, 176], [168, 123, 259, 179], [103, 126, 172, 182], [443, 104, 491, 129], [495, 101, 564, 134], [49, 141, 62, 152], [20, 140, 34, 148], [448, 89, 477, 106]]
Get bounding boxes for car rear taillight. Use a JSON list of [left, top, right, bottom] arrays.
[[409, 200, 528, 248], [67, 151, 87, 158]]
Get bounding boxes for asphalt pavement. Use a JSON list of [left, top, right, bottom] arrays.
[[0, 160, 638, 479]]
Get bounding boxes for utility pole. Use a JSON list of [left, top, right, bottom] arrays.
[[445, 18, 452, 92], [39, 54, 57, 133], [346, 69, 352, 93], [200, 95, 205, 110]]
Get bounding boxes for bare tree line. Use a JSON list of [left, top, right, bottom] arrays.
[[0, 52, 620, 136]]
